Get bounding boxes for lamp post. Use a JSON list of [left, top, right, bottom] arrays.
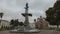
[[0, 12, 4, 28]]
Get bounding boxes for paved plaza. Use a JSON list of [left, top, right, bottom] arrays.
[[0, 30, 60, 34]]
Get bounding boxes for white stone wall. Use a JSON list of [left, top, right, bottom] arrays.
[[0, 20, 10, 27]]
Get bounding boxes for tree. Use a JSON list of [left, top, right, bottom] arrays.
[[10, 19, 24, 27], [46, 0, 60, 28], [10, 19, 14, 26], [19, 22, 24, 26], [10, 19, 19, 27]]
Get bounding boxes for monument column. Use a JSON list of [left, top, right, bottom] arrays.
[[22, 3, 32, 26], [24, 3, 29, 26]]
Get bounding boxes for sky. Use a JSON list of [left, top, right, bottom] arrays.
[[0, 0, 56, 23]]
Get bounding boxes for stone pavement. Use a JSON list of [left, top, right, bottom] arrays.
[[0, 30, 60, 34]]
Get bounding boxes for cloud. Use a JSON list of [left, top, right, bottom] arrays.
[[0, 0, 56, 22]]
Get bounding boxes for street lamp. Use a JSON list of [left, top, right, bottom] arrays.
[[0, 12, 4, 28], [0, 12, 4, 20]]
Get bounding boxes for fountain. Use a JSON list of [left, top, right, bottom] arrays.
[[10, 3, 40, 33]]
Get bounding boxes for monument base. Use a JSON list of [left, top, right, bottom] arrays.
[[10, 29, 40, 33], [10, 25, 40, 33]]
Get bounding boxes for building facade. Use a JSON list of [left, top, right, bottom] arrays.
[[34, 16, 49, 29], [0, 20, 10, 27]]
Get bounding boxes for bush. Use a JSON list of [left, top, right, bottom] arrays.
[[0, 26, 10, 31]]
